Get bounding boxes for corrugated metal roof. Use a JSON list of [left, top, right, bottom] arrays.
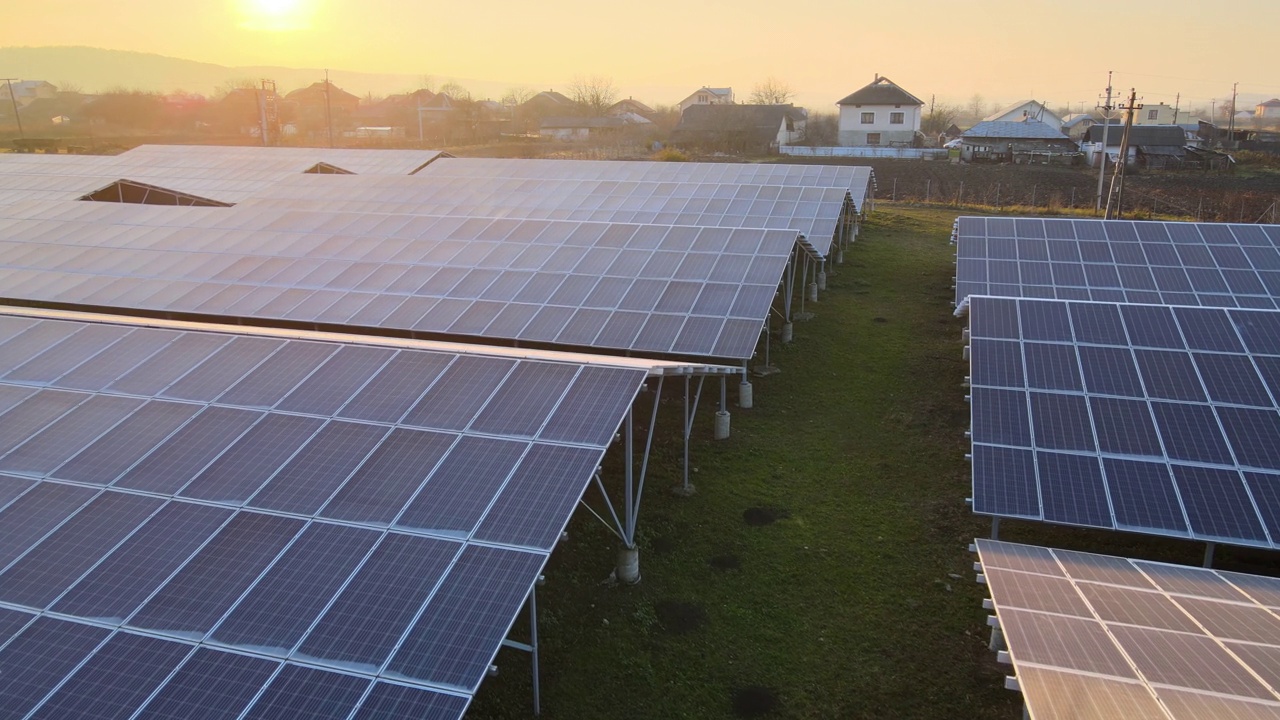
[[960, 120, 1069, 140]]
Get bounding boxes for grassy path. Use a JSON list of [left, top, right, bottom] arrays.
[[468, 205, 1021, 719]]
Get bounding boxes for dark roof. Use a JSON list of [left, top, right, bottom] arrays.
[[1259, 99, 1280, 107], [285, 82, 360, 105], [670, 104, 799, 149], [524, 90, 576, 108], [1084, 124, 1185, 147], [608, 98, 656, 116], [962, 120, 1067, 140], [836, 76, 924, 107]]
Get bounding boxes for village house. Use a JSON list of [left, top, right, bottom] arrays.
[[677, 87, 734, 114], [670, 104, 805, 154], [1060, 113, 1095, 141], [1081, 124, 1188, 169], [835, 75, 923, 147], [284, 81, 360, 139], [1257, 99, 1280, 120], [1130, 103, 1180, 126], [0, 80, 58, 107], [607, 98, 656, 122], [539, 116, 628, 141], [959, 120, 1079, 165], [984, 100, 1063, 132]]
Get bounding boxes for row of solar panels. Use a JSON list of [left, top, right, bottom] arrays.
[[957, 216, 1280, 718], [956, 217, 1280, 549], [0, 146, 875, 718]]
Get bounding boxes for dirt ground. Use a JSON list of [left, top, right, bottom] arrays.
[[781, 157, 1280, 223]]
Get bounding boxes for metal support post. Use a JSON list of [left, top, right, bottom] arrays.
[[1204, 542, 1216, 568], [817, 259, 827, 292], [530, 587, 541, 715], [675, 375, 704, 495], [739, 362, 754, 408], [991, 517, 1001, 540]]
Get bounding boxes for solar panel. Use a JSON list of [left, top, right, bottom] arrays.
[[968, 295, 1280, 549], [0, 204, 794, 360], [413, 156, 875, 213], [0, 146, 446, 207], [953, 216, 1280, 309], [240, 174, 850, 257], [977, 538, 1280, 718], [0, 311, 658, 718]]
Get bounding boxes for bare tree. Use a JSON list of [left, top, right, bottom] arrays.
[[501, 87, 535, 108], [921, 102, 961, 135], [418, 75, 437, 93], [438, 81, 472, 102], [967, 93, 986, 122], [569, 75, 617, 117], [213, 78, 259, 100], [802, 112, 839, 145], [749, 77, 796, 105]]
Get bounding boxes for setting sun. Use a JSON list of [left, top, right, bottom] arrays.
[[237, 0, 311, 32]]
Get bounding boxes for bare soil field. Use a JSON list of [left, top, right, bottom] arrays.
[[777, 157, 1280, 223]]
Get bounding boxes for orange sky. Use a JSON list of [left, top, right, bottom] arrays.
[[3, 0, 1277, 112]]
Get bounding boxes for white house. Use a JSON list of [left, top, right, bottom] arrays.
[[835, 75, 923, 147], [0, 80, 57, 108], [1257, 99, 1280, 120], [984, 100, 1063, 132], [677, 87, 734, 114], [1130, 103, 1179, 126]]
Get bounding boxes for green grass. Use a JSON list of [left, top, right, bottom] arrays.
[[463, 205, 1022, 719], [466, 204, 1259, 719]]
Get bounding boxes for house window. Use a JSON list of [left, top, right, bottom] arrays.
[[699, 95, 708, 103], [867, 133, 882, 145], [861, 112, 875, 124], [1147, 109, 1158, 121], [890, 112, 905, 125]]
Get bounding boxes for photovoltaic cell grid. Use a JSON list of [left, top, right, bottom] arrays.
[[977, 538, 1280, 719], [414, 156, 876, 213], [245, 174, 850, 256], [0, 203, 793, 359], [0, 313, 651, 719], [0, 146, 445, 206], [953, 216, 1280, 310], [968, 295, 1280, 549]]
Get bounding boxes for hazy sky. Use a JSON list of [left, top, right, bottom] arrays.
[[3, 0, 1277, 112]]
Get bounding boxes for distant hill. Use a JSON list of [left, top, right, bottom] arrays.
[[0, 46, 518, 100]]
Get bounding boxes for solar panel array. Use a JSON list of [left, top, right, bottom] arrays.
[[977, 538, 1280, 719], [0, 311, 652, 718], [0, 145, 445, 207], [954, 216, 1280, 310], [246, 174, 849, 256], [415, 157, 875, 213], [968, 295, 1280, 548], [0, 202, 793, 359]]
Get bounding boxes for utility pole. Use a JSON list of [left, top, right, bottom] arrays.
[[1173, 92, 1181, 125], [2, 78, 25, 140], [324, 69, 334, 149], [258, 79, 279, 147], [1095, 71, 1114, 213], [1226, 82, 1238, 150], [1106, 88, 1140, 220]]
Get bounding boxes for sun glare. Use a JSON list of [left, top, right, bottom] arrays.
[[237, 0, 311, 32]]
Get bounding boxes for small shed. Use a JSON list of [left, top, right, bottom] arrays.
[[959, 120, 1079, 165]]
